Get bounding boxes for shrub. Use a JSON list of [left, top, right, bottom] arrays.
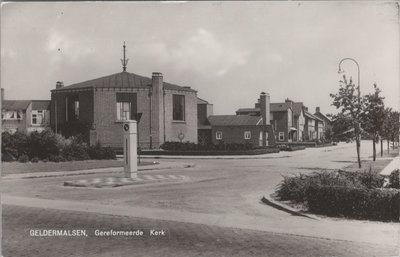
[[27, 130, 59, 159], [1, 131, 28, 159], [31, 157, 39, 163], [389, 169, 399, 189], [306, 185, 400, 221], [17, 154, 29, 163], [87, 143, 116, 160], [275, 170, 384, 203], [61, 137, 90, 161]]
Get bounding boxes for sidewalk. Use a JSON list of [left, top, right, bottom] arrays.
[[2, 161, 194, 180], [380, 155, 399, 175], [2, 195, 398, 247]]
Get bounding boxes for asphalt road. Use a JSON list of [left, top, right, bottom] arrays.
[[2, 141, 399, 256]]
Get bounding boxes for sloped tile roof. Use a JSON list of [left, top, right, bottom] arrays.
[[304, 110, 323, 122], [292, 102, 304, 117], [2, 100, 31, 111], [32, 100, 50, 110], [197, 97, 210, 104], [52, 72, 196, 92], [314, 112, 331, 123], [270, 103, 291, 112], [236, 107, 260, 113], [208, 115, 261, 126]]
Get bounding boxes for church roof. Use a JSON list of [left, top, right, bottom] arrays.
[[52, 72, 196, 93]]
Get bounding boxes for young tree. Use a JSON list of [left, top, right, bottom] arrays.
[[329, 113, 354, 142], [330, 75, 363, 168], [387, 110, 400, 150], [381, 108, 393, 154], [360, 84, 385, 161]]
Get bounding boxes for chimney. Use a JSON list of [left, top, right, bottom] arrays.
[[260, 92, 270, 146], [56, 81, 64, 89], [285, 98, 293, 109], [151, 72, 164, 148], [316, 107, 320, 113], [1, 88, 4, 102]]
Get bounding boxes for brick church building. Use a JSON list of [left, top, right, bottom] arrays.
[[50, 44, 198, 149]]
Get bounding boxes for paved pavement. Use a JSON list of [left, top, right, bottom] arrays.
[[2, 161, 194, 180], [3, 195, 398, 246], [380, 156, 399, 175], [3, 205, 398, 257]]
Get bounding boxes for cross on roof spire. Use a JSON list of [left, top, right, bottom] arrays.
[[121, 41, 129, 72]]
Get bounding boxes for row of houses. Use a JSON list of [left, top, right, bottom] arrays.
[[1, 46, 331, 149]]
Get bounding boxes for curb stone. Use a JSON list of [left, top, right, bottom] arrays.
[[261, 193, 320, 220]]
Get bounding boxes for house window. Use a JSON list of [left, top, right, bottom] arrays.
[[117, 102, 131, 121], [244, 131, 251, 140], [279, 132, 284, 141], [216, 131, 222, 140], [66, 96, 80, 121], [31, 110, 44, 125], [4, 111, 22, 120], [173, 94, 185, 121]]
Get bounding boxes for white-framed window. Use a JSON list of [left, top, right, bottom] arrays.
[[216, 131, 222, 140], [117, 102, 131, 121], [31, 110, 44, 125], [173, 94, 185, 121], [244, 131, 251, 140], [278, 132, 284, 141]]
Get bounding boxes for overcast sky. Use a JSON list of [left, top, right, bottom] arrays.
[[1, 1, 399, 115]]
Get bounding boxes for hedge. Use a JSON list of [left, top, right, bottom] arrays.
[[160, 141, 254, 151], [306, 185, 400, 222], [1, 130, 116, 162], [275, 169, 399, 222]]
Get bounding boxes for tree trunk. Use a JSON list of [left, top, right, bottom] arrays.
[[380, 139, 383, 157], [356, 138, 361, 168], [387, 140, 390, 153], [372, 137, 376, 161], [393, 140, 395, 150]]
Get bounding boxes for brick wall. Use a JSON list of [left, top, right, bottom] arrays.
[[164, 89, 198, 144], [272, 111, 289, 142], [211, 125, 275, 146]]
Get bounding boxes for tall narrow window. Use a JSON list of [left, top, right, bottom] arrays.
[[244, 131, 251, 140], [116, 93, 137, 121], [117, 102, 131, 120], [216, 131, 222, 140], [173, 95, 185, 121], [74, 101, 79, 119]]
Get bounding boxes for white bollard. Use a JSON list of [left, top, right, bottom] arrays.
[[123, 120, 138, 178]]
